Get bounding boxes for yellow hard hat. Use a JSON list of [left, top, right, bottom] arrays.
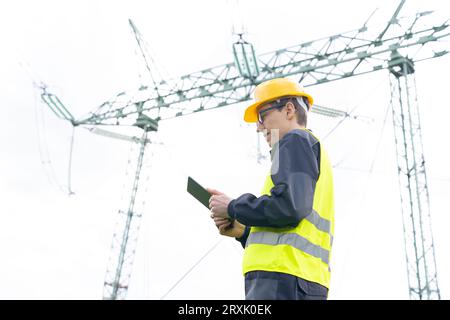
[[244, 78, 314, 123]]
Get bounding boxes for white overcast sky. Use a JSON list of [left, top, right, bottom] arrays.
[[1, 0, 449, 299]]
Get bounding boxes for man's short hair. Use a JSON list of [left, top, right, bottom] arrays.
[[268, 96, 309, 126], [291, 96, 309, 127]]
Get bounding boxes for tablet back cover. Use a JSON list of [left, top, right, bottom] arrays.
[[187, 177, 211, 209]]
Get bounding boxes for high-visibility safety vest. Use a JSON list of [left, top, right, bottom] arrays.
[[242, 130, 334, 288]]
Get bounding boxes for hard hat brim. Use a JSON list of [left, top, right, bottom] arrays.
[[244, 92, 314, 123]]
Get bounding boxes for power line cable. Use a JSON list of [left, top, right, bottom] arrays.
[[332, 101, 390, 296], [323, 76, 387, 142], [368, 99, 391, 173], [33, 85, 68, 194], [160, 238, 223, 300], [335, 166, 450, 184], [26, 60, 74, 196], [67, 126, 76, 195]]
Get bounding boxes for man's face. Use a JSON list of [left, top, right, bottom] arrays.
[[256, 101, 292, 147]]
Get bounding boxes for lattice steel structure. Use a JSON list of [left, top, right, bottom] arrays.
[[388, 52, 440, 299], [68, 14, 448, 128], [102, 126, 153, 300]]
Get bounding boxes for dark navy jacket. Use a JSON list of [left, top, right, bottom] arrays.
[[227, 129, 320, 248]]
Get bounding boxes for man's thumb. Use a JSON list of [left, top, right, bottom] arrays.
[[207, 188, 224, 195]]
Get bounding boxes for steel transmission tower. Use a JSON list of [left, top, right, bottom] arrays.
[[388, 52, 440, 299], [39, 2, 449, 299], [102, 125, 153, 300], [103, 21, 161, 300]]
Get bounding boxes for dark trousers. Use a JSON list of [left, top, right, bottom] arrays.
[[245, 271, 328, 300]]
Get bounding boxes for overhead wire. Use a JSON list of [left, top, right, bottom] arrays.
[[67, 126, 76, 195], [324, 76, 389, 176], [33, 83, 69, 194], [323, 76, 386, 142], [368, 99, 391, 173], [24, 59, 75, 196], [141, 132, 221, 298], [160, 238, 223, 300], [331, 100, 391, 296], [334, 166, 450, 185], [91, 126, 192, 298]]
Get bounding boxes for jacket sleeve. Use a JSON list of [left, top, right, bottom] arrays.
[[235, 225, 251, 248], [228, 132, 319, 228]]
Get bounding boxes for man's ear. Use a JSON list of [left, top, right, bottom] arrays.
[[285, 101, 296, 120]]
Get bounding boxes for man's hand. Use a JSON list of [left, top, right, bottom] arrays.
[[207, 188, 245, 238], [207, 188, 232, 219], [213, 217, 246, 238]]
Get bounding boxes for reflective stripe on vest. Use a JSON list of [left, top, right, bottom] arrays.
[[305, 209, 334, 246], [246, 231, 330, 265]]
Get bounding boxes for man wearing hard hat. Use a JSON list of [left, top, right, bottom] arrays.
[[209, 77, 334, 300]]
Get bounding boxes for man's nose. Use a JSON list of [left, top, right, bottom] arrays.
[[256, 121, 264, 132]]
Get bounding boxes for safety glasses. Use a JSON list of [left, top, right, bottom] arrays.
[[257, 99, 289, 124]]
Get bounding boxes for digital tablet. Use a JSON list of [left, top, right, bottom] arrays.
[[187, 177, 211, 209]]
